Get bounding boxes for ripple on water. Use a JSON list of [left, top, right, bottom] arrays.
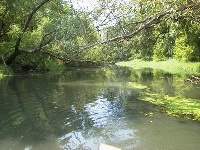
[[57, 94, 140, 150]]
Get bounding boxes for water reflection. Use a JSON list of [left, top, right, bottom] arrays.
[[0, 67, 200, 150], [58, 93, 139, 150], [125, 67, 200, 99]]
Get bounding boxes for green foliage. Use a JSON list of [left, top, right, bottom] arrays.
[[0, 65, 13, 77], [1, 0, 200, 70], [41, 6, 99, 62], [80, 46, 105, 61], [153, 40, 167, 61], [184, 23, 200, 61], [173, 35, 194, 62], [153, 20, 174, 61], [0, 0, 100, 70], [130, 29, 155, 61], [21, 31, 42, 50], [128, 0, 200, 62], [153, 37, 174, 61], [0, 65, 5, 79], [7, 24, 22, 39], [0, 42, 14, 56]]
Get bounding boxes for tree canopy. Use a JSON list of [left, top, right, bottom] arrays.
[[0, 0, 200, 71]]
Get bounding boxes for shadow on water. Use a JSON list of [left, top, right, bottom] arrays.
[[0, 67, 200, 150]]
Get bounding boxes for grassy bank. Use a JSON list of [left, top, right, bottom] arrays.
[[117, 60, 200, 121], [127, 82, 200, 121], [116, 59, 200, 75]]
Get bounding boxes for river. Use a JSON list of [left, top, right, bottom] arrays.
[[0, 67, 200, 150]]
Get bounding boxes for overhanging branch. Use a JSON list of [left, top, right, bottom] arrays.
[[15, 0, 51, 51], [78, 2, 200, 51], [6, 0, 51, 65]]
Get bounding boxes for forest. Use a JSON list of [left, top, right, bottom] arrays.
[[0, 0, 200, 73]]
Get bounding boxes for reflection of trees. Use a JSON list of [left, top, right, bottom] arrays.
[[0, 68, 134, 149], [128, 68, 175, 95], [151, 70, 175, 95], [1, 76, 56, 145], [129, 68, 154, 84], [126, 67, 200, 98], [0, 75, 82, 149]]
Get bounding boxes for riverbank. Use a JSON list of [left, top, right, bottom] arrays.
[[127, 82, 200, 121], [116, 60, 200, 121], [116, 59, 200, 75]]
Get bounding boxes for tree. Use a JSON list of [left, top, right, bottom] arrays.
[[1, 0, 98, 69], [5, 0, 51, 65], [80, 0, 200, 60], [1, 0, 200, 70]]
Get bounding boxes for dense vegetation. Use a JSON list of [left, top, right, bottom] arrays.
[[0, 0, 200, 72]]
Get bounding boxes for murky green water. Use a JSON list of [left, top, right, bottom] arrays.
[[0, 67, 200, 150]]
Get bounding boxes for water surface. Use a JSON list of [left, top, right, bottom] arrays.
[[0, 67, 200, 150]]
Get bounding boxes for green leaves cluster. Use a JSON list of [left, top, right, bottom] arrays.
[[128, 0, 200, 62], [91, 0, 200, 62], [0, 0, 100, 71]]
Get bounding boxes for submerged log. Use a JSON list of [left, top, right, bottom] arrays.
[[99, 143, 121, 150]]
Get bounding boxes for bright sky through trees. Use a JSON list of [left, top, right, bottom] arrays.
[[66, 0, 99, 11], [67, 0, 131, 11], [66, 0, 133, 30]]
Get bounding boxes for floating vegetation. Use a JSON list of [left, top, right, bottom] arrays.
[[126, 82, 200, 121]]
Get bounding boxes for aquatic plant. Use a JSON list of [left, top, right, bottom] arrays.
[[126, 82, 200, 121]]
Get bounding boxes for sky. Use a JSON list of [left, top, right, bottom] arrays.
[[67, 0, 131, 11], [67, 0, 99, 11]]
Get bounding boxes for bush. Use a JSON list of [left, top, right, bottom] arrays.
[[153, 40, 167, 61], [0, 65, 13, 77], [173, 35, 194, 62]]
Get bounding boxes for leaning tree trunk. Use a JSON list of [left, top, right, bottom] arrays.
[[5, 50, 21, 66], [5, 36, 22, 66], [5, 0, 50, 66]]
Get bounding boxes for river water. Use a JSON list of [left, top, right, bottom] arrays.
[[0, 67, 200, 150]]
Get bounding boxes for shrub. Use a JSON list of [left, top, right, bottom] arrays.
[[173, 35, 194, 62]]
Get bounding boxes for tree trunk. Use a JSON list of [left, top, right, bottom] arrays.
[[5, 50, 21, 66], [5, 0, 50, 66]]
